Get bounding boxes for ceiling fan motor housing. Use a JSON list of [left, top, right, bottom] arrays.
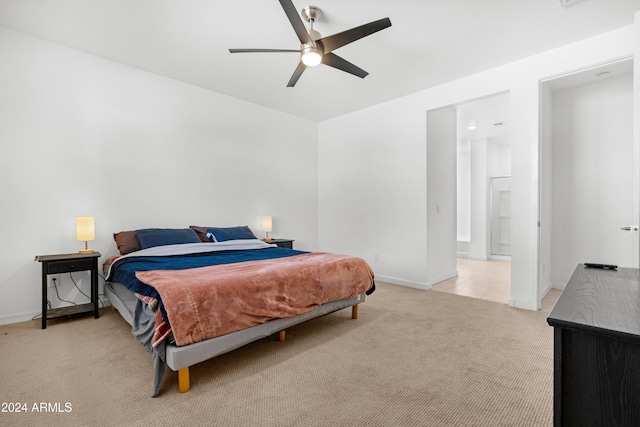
[[302, 6, 321, 23]]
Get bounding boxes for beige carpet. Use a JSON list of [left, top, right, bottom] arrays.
[[0, 282, 553, 427]]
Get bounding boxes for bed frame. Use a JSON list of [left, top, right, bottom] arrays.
[[105, 281, 365, 393]]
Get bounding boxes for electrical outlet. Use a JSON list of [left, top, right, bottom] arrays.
[[48, 275, 59, 288]]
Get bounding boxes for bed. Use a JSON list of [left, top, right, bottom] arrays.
[[104, 226, 375, 397]]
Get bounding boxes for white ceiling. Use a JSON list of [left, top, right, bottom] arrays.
[[1, 0, 639, 122], [457, 92, 511, 149]]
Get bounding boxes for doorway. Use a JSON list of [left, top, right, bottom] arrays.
[[428, 91, 512, 303], [456, 93, 511, 262], [539, 57, 637, 296]]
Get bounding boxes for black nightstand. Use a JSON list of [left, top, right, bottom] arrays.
[[35, 252, 101, 329], [268, 239, 294, 249]]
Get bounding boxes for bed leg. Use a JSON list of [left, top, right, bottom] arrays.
[[278, 330, 286, 342], [178, 367, 190, 393], [110, 305, 116, 312], [352, 304, 358, 319]]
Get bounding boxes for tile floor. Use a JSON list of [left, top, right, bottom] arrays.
[[432, 257, 561, 312]]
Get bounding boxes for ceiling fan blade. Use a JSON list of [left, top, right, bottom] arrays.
[[319, 17, 392, 53], [229, 48, 301, 53], [321, 53, 368, 79], [287, 61, 307, 87], [279, 0, 313, 45]]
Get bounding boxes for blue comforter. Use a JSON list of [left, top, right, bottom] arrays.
[[107, 247, 308, 322], [108, 247, 307, 298]]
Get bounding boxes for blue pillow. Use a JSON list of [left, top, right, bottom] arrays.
[[205, 226, 257, 242], [135, 228, 201, 249]]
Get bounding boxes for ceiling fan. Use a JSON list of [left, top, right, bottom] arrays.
[[229, 0, 392, 87]]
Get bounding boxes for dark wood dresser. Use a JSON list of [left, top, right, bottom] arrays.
[[547, 264, 640, 426]]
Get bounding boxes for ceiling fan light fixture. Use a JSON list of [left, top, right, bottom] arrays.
[[228, 1, 391, 86], [301, 46, 323, 66]]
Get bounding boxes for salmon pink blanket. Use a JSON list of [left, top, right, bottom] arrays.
[[135, 252, 374, 346]]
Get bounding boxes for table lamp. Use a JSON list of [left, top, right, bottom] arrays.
[[76, 216, 95, 254], [262, 216, 273, 241]]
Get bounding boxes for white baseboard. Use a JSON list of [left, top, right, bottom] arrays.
[[508, 298, 539, 311], [0, 298, 114, 326], [374, 275, 430, 290], [0, 310, 41, 326], [376, 270, 458, 290], [539, 283, 553, 300], [427, 270, 458, 287]]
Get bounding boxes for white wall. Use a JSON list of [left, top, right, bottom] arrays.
[[318, 97, 429, 288], [487, 140, 511, 178], [318, 24, 636, 309], [0, 26, 319, 324], [470, 139, 489, 260]]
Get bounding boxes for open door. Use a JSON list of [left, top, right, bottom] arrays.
[[539, 58, 638, 297], [426, 106, 458, 286]]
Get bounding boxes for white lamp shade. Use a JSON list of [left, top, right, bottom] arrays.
[[262, 216, 273, 233], [76, 216, 95, 242]]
